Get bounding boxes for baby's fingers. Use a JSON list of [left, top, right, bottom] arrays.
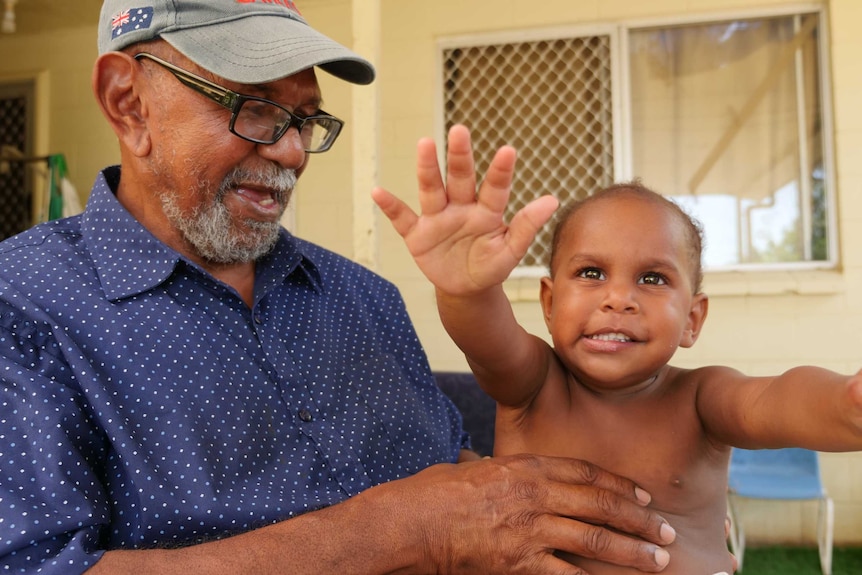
[[444, 125, 479, 206], [505, 195, 560, 259], [848, 372, 862, 429], [371, 187, 419, 238], [416, 137, 450, 215]]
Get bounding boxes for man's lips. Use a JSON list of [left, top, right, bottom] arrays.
[[233, 185, 282, 215]]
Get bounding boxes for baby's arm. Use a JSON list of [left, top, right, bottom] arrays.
[[372, 125, 559, 406], [696, 365, 862, 451]]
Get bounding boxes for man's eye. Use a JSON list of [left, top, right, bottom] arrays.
[[640, 272, 666, 285], [578, 268, 605, 280]]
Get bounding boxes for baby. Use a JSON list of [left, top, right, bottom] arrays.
[[372, 124, 862, 574]]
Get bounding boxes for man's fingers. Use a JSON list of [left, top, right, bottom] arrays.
[[411, 456, 678, 574], [542, 516, 671, 573], [517, 456, 673, 547], [509, 455, 676, 572], [371, 186, 419, 238], [535, 456, 651, 507], [543, 482, 673, 548]]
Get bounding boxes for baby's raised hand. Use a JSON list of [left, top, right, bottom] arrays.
[[372, 124, 558, 295], [849, 369, 862, 432]]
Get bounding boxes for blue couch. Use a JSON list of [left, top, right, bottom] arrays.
[[433, 371, 496, 457]]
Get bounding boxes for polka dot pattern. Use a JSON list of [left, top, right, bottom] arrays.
[[0, 166, 466, 573]]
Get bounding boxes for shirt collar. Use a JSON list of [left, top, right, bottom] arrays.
[[82, 166, 322, 301]]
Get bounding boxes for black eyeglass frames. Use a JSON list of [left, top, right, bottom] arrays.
[[134, 52, 344, 153]]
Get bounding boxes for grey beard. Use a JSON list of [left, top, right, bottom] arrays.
[[161, 165, 297, 264]]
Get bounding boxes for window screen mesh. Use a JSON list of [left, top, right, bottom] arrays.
[[0, 93, 32, 240], [442, 36, 615, 270]]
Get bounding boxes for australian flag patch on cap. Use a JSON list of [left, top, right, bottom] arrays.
[[111, 6, 154, 40]]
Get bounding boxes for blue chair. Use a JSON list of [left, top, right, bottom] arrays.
[[727, 447, 834, 575]]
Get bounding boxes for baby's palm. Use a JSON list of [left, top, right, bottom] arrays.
[[373, 124, 558, 296], [404, 199, 528, 294]]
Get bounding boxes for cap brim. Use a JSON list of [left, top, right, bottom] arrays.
[[161, 14, 375, 85]]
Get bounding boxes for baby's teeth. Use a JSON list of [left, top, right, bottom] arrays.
[[591, 333, 631, 342]]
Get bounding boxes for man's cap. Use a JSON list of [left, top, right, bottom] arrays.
[[98, 0, 375, 85]]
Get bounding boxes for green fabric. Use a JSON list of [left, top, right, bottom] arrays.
[[47, 154, 66, 221]]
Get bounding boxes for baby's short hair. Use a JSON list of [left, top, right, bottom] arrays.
[[548, 181, 705, 293]]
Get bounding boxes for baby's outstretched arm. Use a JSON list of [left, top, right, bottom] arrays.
[[698, 365, 862, 451], [372, 125, 559, 404]]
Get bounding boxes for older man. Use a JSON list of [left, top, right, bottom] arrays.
[[0, 1, 676, 573]]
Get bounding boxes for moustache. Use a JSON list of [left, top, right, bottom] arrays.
[[219, 165, 298, 205]]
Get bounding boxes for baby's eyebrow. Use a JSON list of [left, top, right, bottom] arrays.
[[641, 258, 683, 275]]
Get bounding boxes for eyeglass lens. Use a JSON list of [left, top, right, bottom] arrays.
[[233, 99, 337, 151]]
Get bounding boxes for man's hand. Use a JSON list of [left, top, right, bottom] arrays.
[[400, 454, 675, 574], [372, 124, 558, 296]]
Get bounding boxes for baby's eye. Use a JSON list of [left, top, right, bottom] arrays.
[[578, 268, 605, 280], [639, 272, 667, 285]]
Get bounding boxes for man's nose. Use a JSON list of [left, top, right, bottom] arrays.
[[257, 127, 308, 171]]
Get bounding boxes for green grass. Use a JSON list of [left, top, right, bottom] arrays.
[[740, 546, 862, 574]]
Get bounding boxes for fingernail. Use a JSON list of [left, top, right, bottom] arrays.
[[634, 486, 651, 505], [660, 522, 676, 543], [654, 547, 670, 568]]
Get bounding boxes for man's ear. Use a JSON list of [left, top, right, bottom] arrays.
[[680, 292, 709, 348], [540, 276, 554, 333], [92, 52, 151, 157]]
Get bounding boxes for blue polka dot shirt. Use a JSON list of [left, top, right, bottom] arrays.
[[0, 166, 467, 574]]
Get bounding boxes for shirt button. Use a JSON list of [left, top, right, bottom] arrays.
[[298, 408, 313, 422], [254, 315, 263, 324]]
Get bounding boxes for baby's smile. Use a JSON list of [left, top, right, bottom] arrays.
[[587, 332, 634, 343]]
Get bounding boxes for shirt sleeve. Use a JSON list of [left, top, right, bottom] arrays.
[[0, 306, 109, 574]]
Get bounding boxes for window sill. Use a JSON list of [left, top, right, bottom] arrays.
[[703, 269, 845, 297]]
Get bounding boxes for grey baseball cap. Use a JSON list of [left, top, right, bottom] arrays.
[[98, 0, 375, 85]]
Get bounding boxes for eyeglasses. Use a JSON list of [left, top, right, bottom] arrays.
[[134, 52, 344, 153]]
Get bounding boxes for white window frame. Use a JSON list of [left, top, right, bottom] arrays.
[[435, 3, 838, 280], [619, 4, 838, 274]]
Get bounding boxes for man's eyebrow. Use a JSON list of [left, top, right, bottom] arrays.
[[230, 82, 324, 110]]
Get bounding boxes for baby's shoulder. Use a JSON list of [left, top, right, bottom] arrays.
[[664, 364, 744, 389], [665, 365, 742, 384]]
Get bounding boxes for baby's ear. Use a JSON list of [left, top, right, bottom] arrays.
[[681, 293, 709, 348]]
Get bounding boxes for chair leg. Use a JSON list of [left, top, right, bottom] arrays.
[[727, 495, 746, 573], [818, 496, 834, 575]]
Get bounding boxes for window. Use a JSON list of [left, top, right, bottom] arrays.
[[0, 81, 36, 240], [441, 31, 617, 274], [439, 8, 834, 274]]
